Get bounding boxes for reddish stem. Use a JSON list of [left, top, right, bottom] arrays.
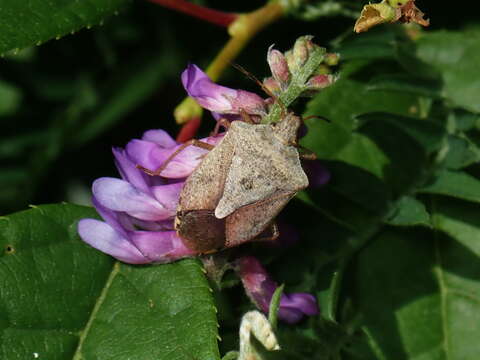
[[176, 116, 202, 143], [147, 0, 238, 27]]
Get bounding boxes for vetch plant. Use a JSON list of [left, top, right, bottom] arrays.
[[78, 38, 335, 329], [6, 2, 480, 360], [77, 129, 222, 264]]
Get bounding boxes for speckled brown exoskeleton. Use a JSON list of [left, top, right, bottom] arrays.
[[139, 112, 310, 253]]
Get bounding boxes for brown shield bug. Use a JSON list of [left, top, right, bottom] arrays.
[[139, 111, 310, 253]]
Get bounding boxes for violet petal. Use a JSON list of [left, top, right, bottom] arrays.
[[231, 90, 266, 115], [236, 256, 318, 324], [141, 129, 178, 148], [151, 182, 184, 214], [91, 196, 133, 237], [112, 147, 152, 193], [129, 230, 196, 263], [93, 177, 171, 221], [182, 64, 237, 113], [126, 136, 222, 179], [281, 293, 319, 316], [277, 293, 319, 324], [78, 219, 149, 264]]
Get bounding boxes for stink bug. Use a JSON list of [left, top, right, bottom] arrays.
[[139, 112, 309, 253]]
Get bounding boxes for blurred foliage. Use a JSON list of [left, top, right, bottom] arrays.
[[1, 0, 480, 359]]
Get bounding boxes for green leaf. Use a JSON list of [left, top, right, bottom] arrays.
[[304, 77, 418, 129], [367, 74, 442, 99], [449, 109, 480, 132], [0, 204, 220, 360], [0, 0, 130, 54], [432, 198, 480, 257], [336, 29, 397, 61], [442, 135, 480, 170], [358, 117, 436, 196], [411, 29, 480, 113], [420, 170, 480, 204], [348, 227, 480, 359], [316, 259, 345, 322], [356, 112, 446, 154], [386, 195, 431, 227], [302, 119, 390, 181], [0, 80, 22, 117]]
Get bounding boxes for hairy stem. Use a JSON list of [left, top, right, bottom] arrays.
[[262, 44, 326, 124]]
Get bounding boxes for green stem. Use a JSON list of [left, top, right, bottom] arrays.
[[262, 45, 326, 124], [268, 284, 284, 330], [174, 1, 285, 124]]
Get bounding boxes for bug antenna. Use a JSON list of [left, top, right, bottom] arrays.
[[231, 62, 287, 118], [231, 63, 266, 92]]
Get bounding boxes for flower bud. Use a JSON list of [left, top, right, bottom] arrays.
[[292, 35, 314, 68], [284, 50, 297, 74], [263, 76, 282, 95], [324, 52, 340, 66], [307, 74, 337, 90], [315, 64, 330, 75], [236, 256, 319, 324], [267, 46, 290, 85]]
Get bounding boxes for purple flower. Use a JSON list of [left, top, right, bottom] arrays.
[[182, 64, 266, 116], [78, 129, 223, 264], [236, 256, 319, 324]]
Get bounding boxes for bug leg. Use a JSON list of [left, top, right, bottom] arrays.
[[210, 118, 231, 137], [276, 138, 317, 160], [232, 62, 286, 117], [252, 223, 279, 242], [299, 146, 317, 160], [137, 139, 215, 176], [239, 109, 256, 124]]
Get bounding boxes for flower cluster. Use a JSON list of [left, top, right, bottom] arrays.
[[78, 129, 222, 264], [78, 63, 327, 323], [264, 36, 339, 96]]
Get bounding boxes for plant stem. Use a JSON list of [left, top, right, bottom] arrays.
[[176, 116, 201, 142], [147, 0, 238, 28], [206, 1, 284, 81], [262, 44, 326, 124], [174, 1, 284, 124]]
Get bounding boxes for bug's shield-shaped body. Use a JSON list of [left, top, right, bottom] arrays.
[[176, 113, 309, 252]]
